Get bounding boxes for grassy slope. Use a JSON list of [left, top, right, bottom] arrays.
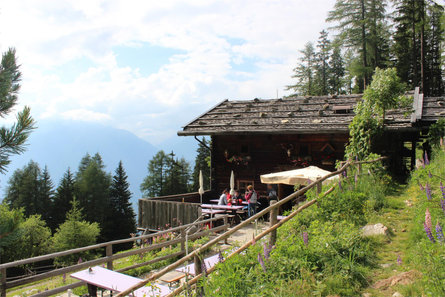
[[364, 148, 445, 296]]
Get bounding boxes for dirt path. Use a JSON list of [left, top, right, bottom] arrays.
[[362, 186, 420, 297]]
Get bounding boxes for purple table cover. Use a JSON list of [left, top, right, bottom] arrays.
[[71, 266, 171, 297]]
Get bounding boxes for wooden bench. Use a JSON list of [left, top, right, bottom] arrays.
[[71, 266, 171, 297]]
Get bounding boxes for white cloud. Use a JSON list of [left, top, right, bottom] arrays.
[[61, 109, 112, 122], [0, 0, 337, 145]]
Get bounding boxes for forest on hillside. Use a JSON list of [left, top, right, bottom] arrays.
[[287, 0, 444, 97]]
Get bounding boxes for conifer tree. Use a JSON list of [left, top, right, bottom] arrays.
[[192, 138, 211, 191], [52, 198, 100, 266], [286, 42, 316, 96], [4, 161, 51, 219], [328, 43, 346, 94], [50, 168, 76, 231], [106, 161, 136, 247], [75, 153, 111, 242], [314, 30, 331, 95], [0, 48, 35, 173], [39, 166, 55, 224], [327, 0, 389, 91], [141, 150, 192, 197]]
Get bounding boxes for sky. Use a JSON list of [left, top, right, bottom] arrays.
[[0, 0, 337, 146]]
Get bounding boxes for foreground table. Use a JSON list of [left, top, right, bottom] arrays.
[[201, 204, 244, 210], [71, 266, 171, 297]]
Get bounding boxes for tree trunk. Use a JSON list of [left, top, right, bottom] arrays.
[[361, 0, 368, 89], [411, 0, 418, 88], [420, 0, 425, 94]]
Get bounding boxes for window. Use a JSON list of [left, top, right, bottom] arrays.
[[237, 180, 254, 193]]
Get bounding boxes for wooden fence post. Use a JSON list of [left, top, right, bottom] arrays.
[[1, 268, 6, 297], [269, 200, 278, 247], [316, 178, 322, 194], [194, 255, 203, 296], [106, 245, 113, 270], [180, 229, 186, 254], [223, 216, 228, 244]]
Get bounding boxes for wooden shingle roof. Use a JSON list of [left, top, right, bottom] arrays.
[[178, 89, 444, 136]]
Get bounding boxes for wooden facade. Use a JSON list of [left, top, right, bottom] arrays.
[[211, 133, 348, 195], [178, 88, 444, 195]]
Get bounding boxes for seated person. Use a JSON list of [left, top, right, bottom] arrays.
[[232, 189, 244, 205], [218, 189, 229, 205]]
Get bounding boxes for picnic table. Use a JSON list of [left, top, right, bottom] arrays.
[[200, 204, 244, 210], [210, 199, 248, 205], [176, 254, 220, 276], [202, 209, 226, 215], [71, 266, 171, 297]]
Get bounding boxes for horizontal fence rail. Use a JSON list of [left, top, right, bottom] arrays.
[[0, 215, 229, 297]]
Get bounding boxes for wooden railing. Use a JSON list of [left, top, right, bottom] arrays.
[[0, 215, 229, 297], [116, 157, 386, 297]]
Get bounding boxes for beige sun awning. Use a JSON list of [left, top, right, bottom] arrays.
[[260, 166, 338, 186]]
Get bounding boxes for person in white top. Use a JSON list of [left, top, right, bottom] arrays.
[[218, 189, 229, 205]]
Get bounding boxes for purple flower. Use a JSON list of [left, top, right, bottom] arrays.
[[338, 180, 342, 191], [218, 250, 224, 263], [62, 273, 66, 284], [257, 253, 267, 272], [201, 261, 208, 276], [441, 199, 445, 216], [428, 171, 433, 178], [342, 170, 347, 178], [424, 151, 429, 165], [425, 208, 432, 230], [263, 242, 272, 260], [436, 222, 444, 242], [419, 182, 424, 191], [425, 183, 432, 201], [302, 231, 309, 246], [440, 182, 445, 200], [424, 222, 436, 243], [397, 255, 402, 266]]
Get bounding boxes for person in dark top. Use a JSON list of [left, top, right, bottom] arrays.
[[232, 189, 244, 205], [267, 184, 277, 201]]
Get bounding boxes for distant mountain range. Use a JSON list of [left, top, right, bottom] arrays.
[[0, 120, 199, 210]]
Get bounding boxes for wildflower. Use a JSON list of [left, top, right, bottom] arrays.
[[424, 222, 436, 243], [257, 253, 267, 272], [342, 170, 347, 178], [419, 182, 424, 191], [440, 182, 445, 200], [425, 183, 432, 201], [428, 171, 433, 178], [397, 255, 402, 266], [338, 180, 342, 191], [62, 273, 66, 284], [424, 151, 429, 165], [201, 261, 208, 276], [263, 242, 272, 260], [302, 231, 309, 246], [218, 250, 224, 263], [425, 208, 432, 230], [436, 222, 444, 242]]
